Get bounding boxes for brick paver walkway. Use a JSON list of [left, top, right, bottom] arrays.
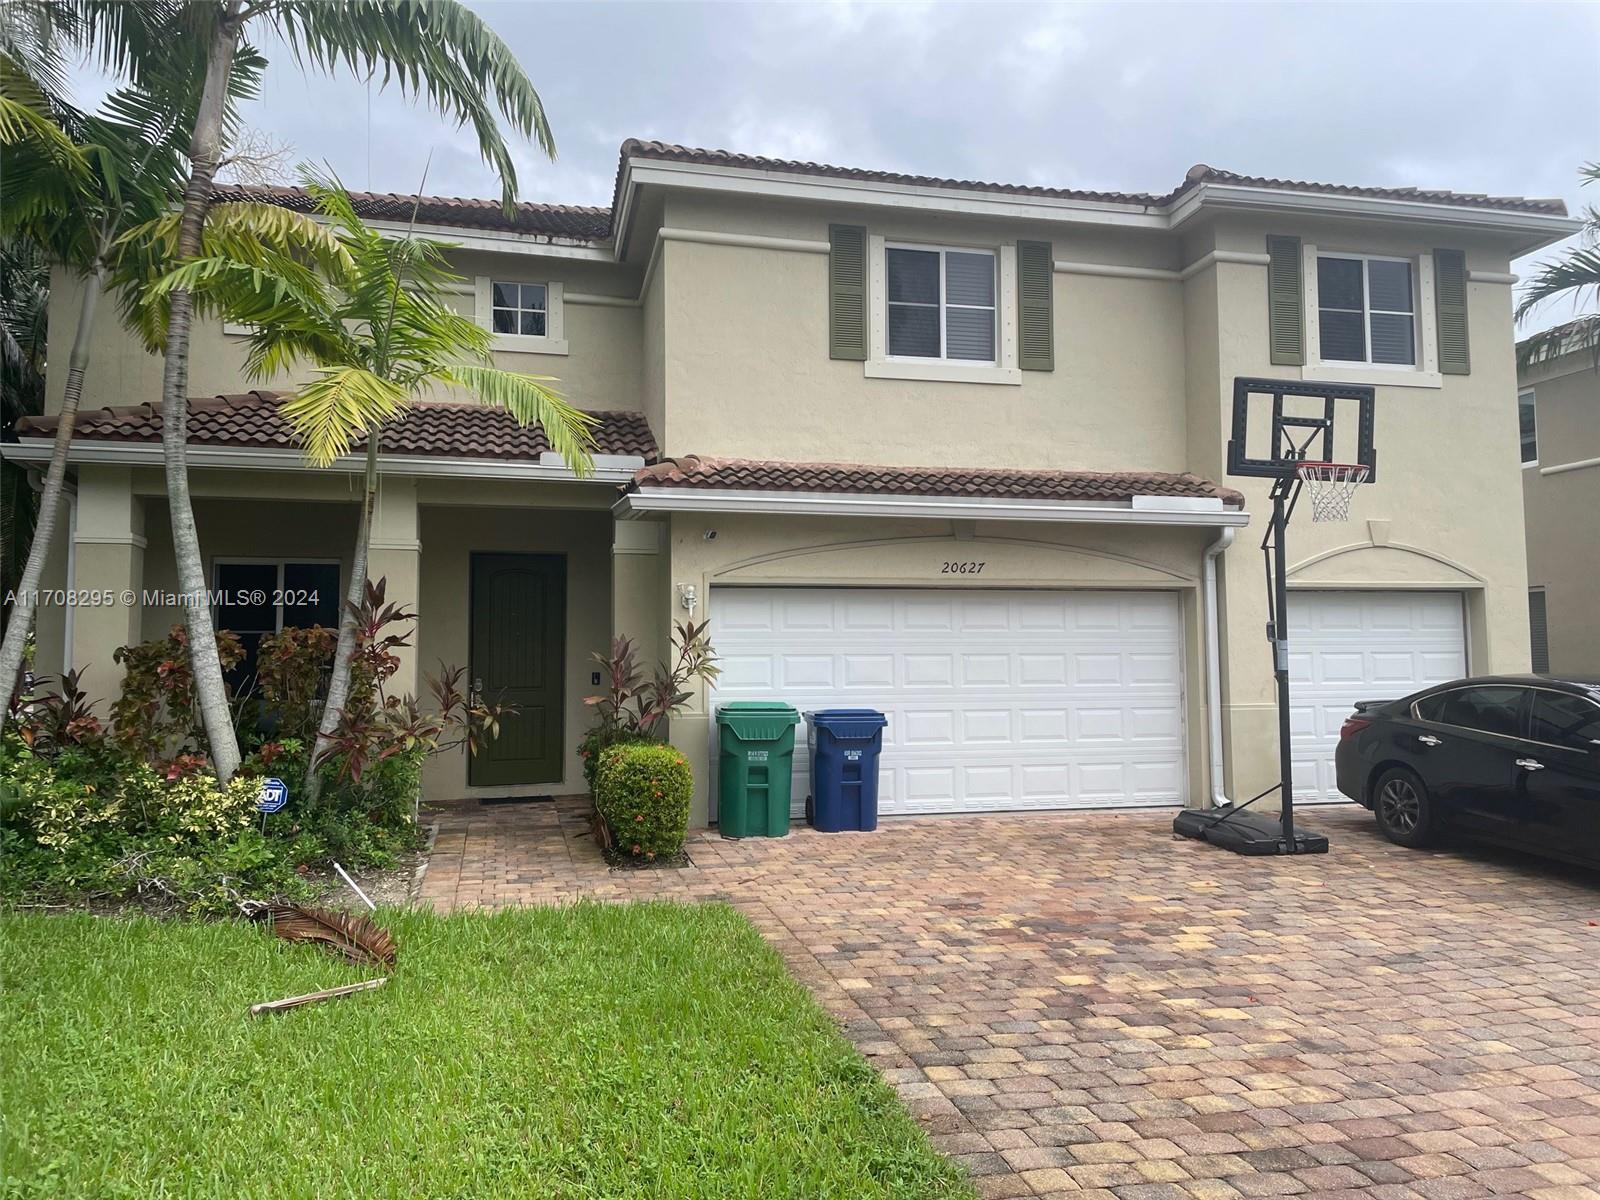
[[420, 799, 1600, 1199]]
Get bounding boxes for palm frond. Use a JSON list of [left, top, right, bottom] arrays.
[[442, 364, 598, 475], [1517, 314, 1600, 371], [280, 366, 412, 468], [1515, 247, 1600, 325], [274, 0, 553, 210]]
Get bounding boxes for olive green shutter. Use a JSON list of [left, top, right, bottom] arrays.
[[1016, 239, 1054, 371], [1265, 235, 1304, 366], [828, 224, 868, 360], [1433, 248, 1470, 375]]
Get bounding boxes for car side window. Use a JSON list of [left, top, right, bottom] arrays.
[[1529, 692, 1600, 752], [1433, 686, 1527, 738]]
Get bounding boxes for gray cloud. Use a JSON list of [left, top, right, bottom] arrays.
[[116, 2, 1600, 328]]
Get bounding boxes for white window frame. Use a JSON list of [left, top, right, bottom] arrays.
[[211, 557, 342, 634], [867, 235, 1020, 386], [473, 277, 568, 355], [1301, 244, 1441, 389], [1519, 387, 1538, 466]]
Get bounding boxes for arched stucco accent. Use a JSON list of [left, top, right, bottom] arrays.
[[711, 531, 1195, 584], [1287, 541, 1486, 585]]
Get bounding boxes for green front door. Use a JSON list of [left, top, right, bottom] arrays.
[[470, 553, 565, 787]]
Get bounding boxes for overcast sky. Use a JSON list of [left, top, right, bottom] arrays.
[[137, 2, 1600, 329]]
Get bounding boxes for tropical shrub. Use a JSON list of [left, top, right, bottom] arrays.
[[253, 624, 338, 741], [594, 741, 693, 861], [110, 625, 244, 768]]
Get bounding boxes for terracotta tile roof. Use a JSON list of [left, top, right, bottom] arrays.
[[221, 146, 1565, 244], [615, 139, 1167, 208], [14, 391, 658, 462], [1170, 164, 1566, 216], [628, 455, 1244, 507], [212, 184, 612, 241], [614, 141, 1568, 218]]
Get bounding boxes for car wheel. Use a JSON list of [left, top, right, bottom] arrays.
[[1372, 767, 1436, 847]]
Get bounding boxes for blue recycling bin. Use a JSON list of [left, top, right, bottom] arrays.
[[806, 709, 888, 832]]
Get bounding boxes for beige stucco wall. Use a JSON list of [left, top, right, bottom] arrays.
[[659, 511, 1215, 827], [1520, 357, 1600, 674], [417, 505, 612, 800], [1192, 217, 1531, 804], [656, 192, 1190, 471], [44, 248, 644, 417]]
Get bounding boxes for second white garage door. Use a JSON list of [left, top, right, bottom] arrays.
[[1288, 590, 1467, 804], [711, 587, 1187, 817]]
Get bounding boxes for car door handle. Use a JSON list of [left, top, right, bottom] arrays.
[[1515, 758, 1546, 771], [1417, 735, 1442, 747]]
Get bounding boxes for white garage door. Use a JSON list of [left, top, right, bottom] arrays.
[[1288, 591, 1466, 803], [711, 587, 1187, 817]]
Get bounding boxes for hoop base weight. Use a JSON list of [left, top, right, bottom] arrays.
[[1173, 808, 1330, 855]]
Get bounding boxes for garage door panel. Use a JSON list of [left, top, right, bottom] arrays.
[[711, 587, 1186, 816], [1291, 591, 1465, 805]]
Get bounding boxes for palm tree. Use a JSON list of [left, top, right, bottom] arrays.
[[0, 47, 343, 720], [1, 235, 50, 628], [100, 0, 554, 783], [152, 169, 595, 800], [1516, 162, 1600, 369]]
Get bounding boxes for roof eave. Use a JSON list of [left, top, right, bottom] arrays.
[[614, 486, 1250, 527], [4, 437, 643, 482], [1175, 182, 1580, 254]]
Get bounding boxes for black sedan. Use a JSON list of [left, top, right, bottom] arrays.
[[1335, 674, 1600, 865]]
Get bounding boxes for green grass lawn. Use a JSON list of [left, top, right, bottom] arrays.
[[1, 904, 973, 1200]]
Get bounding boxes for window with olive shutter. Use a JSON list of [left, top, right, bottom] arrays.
[[1266, 235, 1304, 366], [1433, 248, 1471, 375], [1016, 239, 1054, 371], [828, 224, 868, 360]]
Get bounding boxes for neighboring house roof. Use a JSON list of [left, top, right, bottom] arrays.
[[13, 391, 659, 462], [211, 184, 612, 241], [627, 454, 1245, 507], [217, 143, 1567, 245]]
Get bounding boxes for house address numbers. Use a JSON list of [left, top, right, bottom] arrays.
[[940, 561, 986, 575]]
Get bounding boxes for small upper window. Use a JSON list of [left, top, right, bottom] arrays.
[[1318, 255, 1415, 367], [491, 282, 547, 337], [886, 246, 996, 364], [1519, 388, 1538, 464], [1529, 692, 1600, 752]]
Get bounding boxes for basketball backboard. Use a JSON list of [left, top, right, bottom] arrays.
[[1227, 377, 1377, 482]]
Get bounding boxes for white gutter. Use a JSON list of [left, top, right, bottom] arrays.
[[1540, 455, 1600, 477], [1202, 526, 1236, 810], [614, 486, 1251, 528], [2, 438, 643, 483]]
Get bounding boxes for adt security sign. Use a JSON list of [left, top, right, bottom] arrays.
[[257, 777, 289, 815]]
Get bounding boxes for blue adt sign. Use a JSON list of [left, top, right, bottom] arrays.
[[257, 777, 289, 814]]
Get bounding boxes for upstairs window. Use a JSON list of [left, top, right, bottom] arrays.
[[1317, 254, 1415, 367], [1519, 388, 1538, 464], [885, 246, 996, 364], [491, 281, 547, 337]]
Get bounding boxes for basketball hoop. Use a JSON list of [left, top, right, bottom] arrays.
[[1296, 461, 1371, 523]]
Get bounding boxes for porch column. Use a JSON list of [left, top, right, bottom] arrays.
[[611, 517, 666, 666], [69, 465, 144, 703], [369, 476, 421, 698]]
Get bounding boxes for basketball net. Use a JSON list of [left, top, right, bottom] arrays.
[[1296, 462, 1371, 523]]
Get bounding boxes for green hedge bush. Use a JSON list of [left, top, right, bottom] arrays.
[[595, 742, 693, 860]]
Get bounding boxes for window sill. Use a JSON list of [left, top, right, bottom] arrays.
[[1303, 363, 1442, 390], [490, 333, 570, 356], [864, 360, 1021, 386]]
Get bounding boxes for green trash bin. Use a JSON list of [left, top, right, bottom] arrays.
[[715, 702, 801, 838]]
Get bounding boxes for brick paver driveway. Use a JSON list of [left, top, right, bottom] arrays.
[[421, 801, 1600, 1199]]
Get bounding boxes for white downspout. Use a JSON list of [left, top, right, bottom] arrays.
[[1203, 526, 1235, 809]]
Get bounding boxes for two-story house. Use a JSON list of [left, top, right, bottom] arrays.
[[10, 140, 1577, 825], [1518, 320, 1600, 675]]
